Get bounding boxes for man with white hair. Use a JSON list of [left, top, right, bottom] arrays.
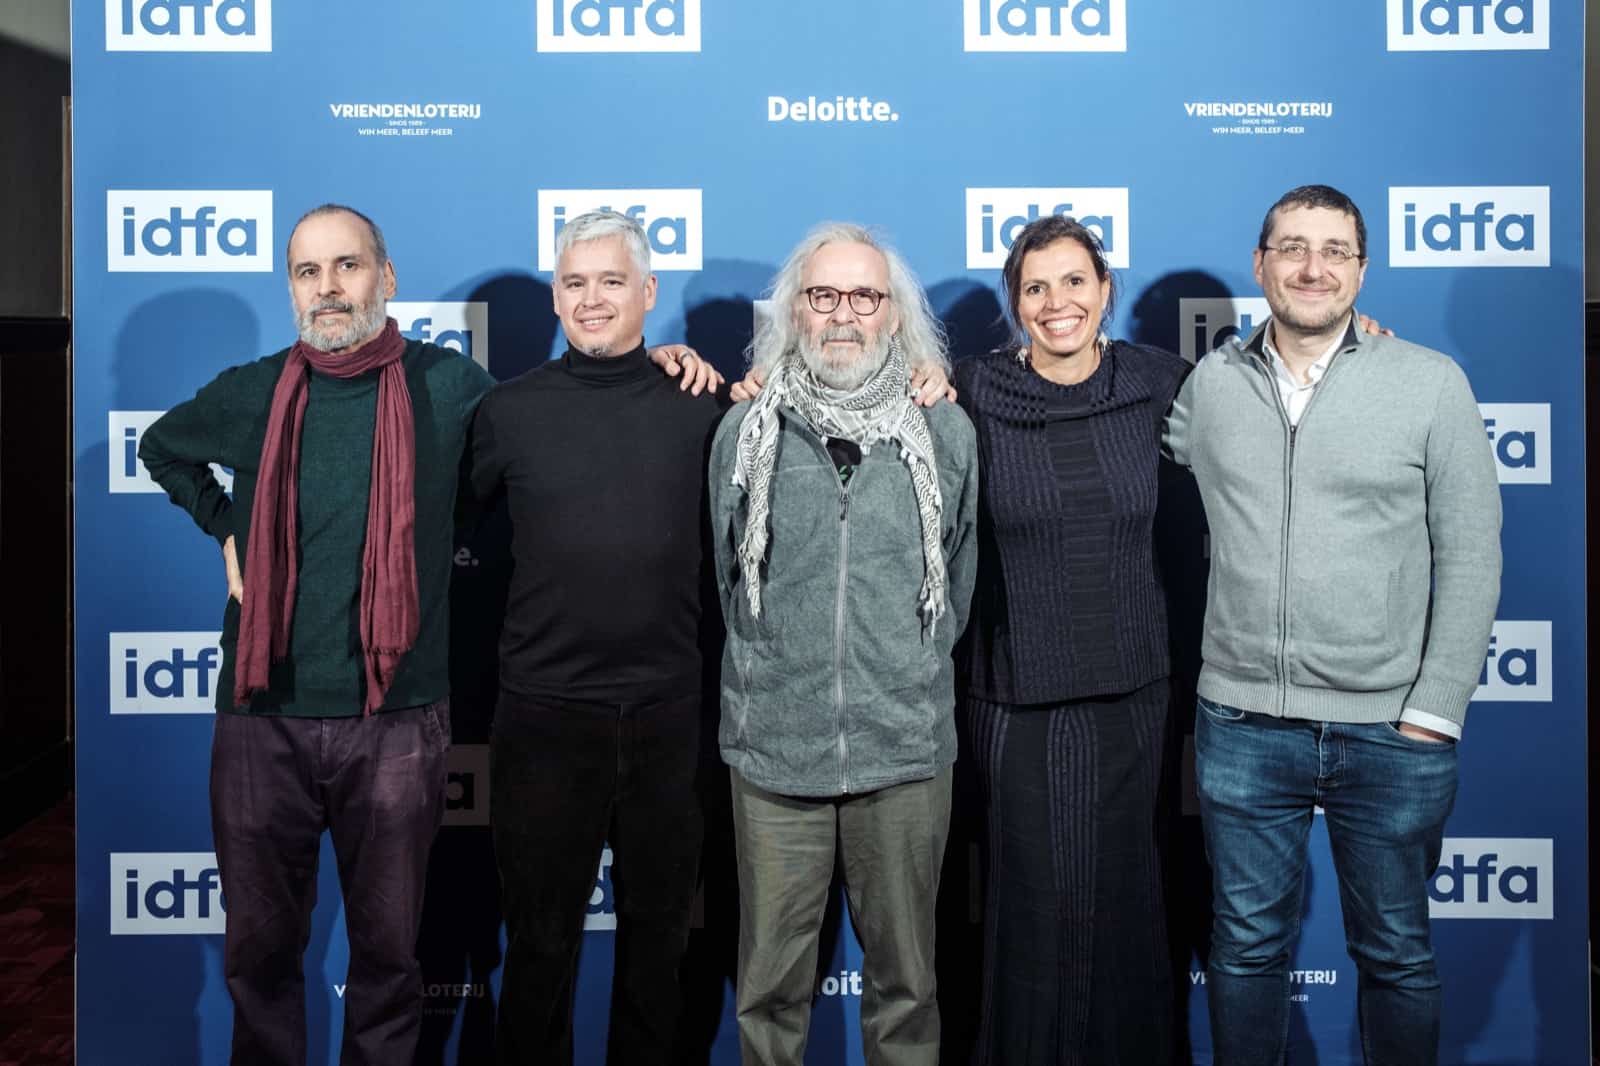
[[470, 209, 724, 1065], [708, 222, 979, 1066]]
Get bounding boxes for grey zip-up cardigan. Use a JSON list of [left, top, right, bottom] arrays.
[[709, 399, 980, 797], [1164, 317, 1501, 730]]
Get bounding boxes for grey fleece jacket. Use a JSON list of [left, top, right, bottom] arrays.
[[1164, 316, 1501, 730], [709, 399, 979, 798]]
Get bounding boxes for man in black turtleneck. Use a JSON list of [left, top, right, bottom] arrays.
[[469, 209, 723, 1066]]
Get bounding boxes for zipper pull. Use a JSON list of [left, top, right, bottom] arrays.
[[840, 492, 850, 521]]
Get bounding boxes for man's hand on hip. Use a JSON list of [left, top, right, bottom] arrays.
[[222, 535, 244, 603]]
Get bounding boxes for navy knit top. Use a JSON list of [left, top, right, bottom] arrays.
[[954, 341, 1189, 705]]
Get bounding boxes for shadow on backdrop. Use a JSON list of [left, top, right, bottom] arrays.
[[88, 290, 260, 1065], [683, 259, 773, 385], [464, 272, 561, 380], [1140, 270, 1227, 1065], [1431, 263, 1582, 1066], [928, 280, 1008, 361]]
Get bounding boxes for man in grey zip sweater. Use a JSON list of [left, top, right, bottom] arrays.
[[1164, 185, 1501, 1066], [709, 223, 978, 1066]]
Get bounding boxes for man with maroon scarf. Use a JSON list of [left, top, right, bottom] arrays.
[[140, 203, 719, 1065]]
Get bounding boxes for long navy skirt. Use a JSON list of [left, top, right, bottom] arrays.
[[966, 677, 1174, 1066]]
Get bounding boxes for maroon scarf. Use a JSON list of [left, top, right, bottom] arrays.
[[234, 317, 419, 715]]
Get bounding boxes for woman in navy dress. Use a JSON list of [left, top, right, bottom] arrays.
[[955, 215, 1188, 1065]]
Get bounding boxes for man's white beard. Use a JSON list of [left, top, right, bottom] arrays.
[[799, 324, 890, 392]]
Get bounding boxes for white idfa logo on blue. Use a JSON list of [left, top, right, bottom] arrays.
[[1177, 297, 1270, 363], [1480, 403, 1550, 485], [110, 632, 223, 715], [106, 0, 271, 51], [111, 852, 227, 934], [1473, 621, 1551, 703], [1388, 186, 1549, 268], [107, 190, 273, 272], [1387, 0, 1547, 50], [1429, 838, 1552, 919], [965, 187, 1129, 270], [585, 846, 617, 930], [536, 0, 700, 52], [537, 189, 702, 272], [392, 302, 490, 371], [964, 0, 1126, 52]]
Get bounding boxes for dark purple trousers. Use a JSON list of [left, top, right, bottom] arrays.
[[209, 699, 451, 1066]]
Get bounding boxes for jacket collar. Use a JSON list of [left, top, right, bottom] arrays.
[[1242, 310, 1364, 364]]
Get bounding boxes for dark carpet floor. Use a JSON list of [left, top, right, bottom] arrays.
[[0, 797, 73, 1066]]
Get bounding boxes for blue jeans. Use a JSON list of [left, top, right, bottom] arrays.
[[1194, 698, 1457, 1066]]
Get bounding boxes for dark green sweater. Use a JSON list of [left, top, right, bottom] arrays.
[[139, 340, 494, 717]]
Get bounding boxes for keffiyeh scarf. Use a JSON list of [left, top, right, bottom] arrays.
[[731, 339, 947, 633]]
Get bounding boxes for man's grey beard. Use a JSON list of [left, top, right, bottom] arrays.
[[799, 324, 890, 392], [296, 294, 388, 352], [580, 341, 617, 358]]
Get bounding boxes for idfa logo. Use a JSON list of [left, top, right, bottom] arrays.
[[106, 0, 272, 52], [110, 632, 223, 714], [112, 852, 227, 934], [965, 187, 1129, 270], [1479, 403, 1549, 485], [108, 410, 234, 494], [1387, 0, 1547, 50], [1388, 186, 1549, 268], [537, 189, 703, 271], [585, 846, 617, 930], [1429, 838, 1552, 919], [964, 0, 1126, 52], [536, 0, 700, 53], [443, 744, 490, 827], [391, 302, 490, 371], [1474, 621, 1552, 703], [1178, 297, 1271, 362], [107, 190, 274, 272]]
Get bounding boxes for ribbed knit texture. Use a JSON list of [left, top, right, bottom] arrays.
[[967, 683, 1172, 1065], [954, 342, 1189, 705]]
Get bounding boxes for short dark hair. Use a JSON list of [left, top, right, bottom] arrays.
[[286, 203, 389, 273], [999, 214, 1116, 348], [1257, 184, 1367, 260]]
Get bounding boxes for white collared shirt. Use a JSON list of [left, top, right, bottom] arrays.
[[1262, 321, 1343, 427]]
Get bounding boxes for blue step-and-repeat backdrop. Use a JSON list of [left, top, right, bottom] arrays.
[[71, 1, 1586, 1063]]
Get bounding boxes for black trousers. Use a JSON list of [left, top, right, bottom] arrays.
[[967, 679, 1174, 1066], [210, 700, 451, 1066], [490, 689, 704, 1066]]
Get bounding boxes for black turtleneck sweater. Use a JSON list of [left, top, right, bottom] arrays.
[[468, 343, 725, 703], [954, 341, 1190, 705]]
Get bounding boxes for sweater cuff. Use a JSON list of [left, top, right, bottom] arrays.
[[201, 508, 234, 548], [1401, 676, 1473, 730], [1399, 707, 1462, 740]]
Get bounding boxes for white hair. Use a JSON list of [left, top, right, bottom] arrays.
[[747, 222, 948, 373], [552, 209, 652, 279]]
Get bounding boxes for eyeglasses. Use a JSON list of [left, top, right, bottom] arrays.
[[804, 286, 888, 316], [1261, 242, 1363, 266]]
